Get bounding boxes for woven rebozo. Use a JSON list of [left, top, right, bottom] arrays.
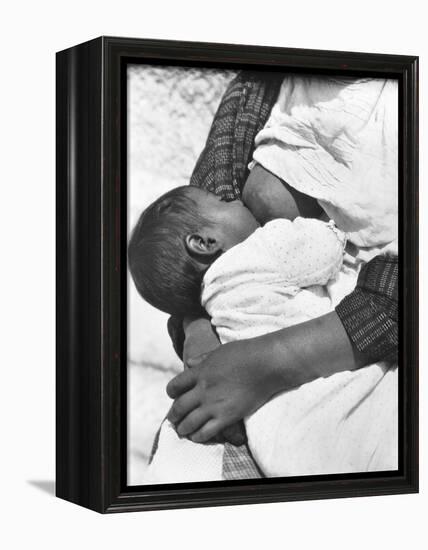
[[190, 70, 283, 199]]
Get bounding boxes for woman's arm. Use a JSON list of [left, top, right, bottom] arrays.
[[252, 310, 364, 390], [336, 254, 398, 364], [166, 311, 363, 443], [166, 255, 398, 443]]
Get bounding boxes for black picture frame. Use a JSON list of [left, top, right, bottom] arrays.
[[56, 36, 419, 513]]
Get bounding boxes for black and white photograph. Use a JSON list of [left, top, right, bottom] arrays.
[[3, 0, 425, 542], [127, 64, 400, 485]]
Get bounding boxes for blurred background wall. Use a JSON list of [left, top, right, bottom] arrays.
[[127, 64, 236, 484]]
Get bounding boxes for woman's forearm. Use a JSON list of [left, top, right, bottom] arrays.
[[167, 311, 366, 437], [248, 311, 365, 393], [181, 310, 363, 391]]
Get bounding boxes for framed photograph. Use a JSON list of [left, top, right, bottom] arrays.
[[56, 36, 418, 513]]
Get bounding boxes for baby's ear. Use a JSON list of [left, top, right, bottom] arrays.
[[185, 233, 222, 259]]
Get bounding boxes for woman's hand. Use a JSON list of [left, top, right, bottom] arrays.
[[167, 311, 362, 443], [167, 339, 279, 443], [180, 317, 249, 445]]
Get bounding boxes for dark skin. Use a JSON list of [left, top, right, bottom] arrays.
[[168, 312, 363, 443], [243, 164, 324, 224], [168, 165, 365, 444], [181, 317, 247, 446]]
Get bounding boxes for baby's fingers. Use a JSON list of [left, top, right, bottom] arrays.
[[166, 368, 197, 399]]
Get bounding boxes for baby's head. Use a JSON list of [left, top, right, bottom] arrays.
[[128, 185, 259, 317]]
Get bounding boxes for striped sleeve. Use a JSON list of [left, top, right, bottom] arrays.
[[336, 255, 398, 364]]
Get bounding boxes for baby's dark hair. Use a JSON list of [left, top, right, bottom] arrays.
[[128, 186, 213, 317]]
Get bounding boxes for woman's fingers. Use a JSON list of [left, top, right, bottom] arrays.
[[189, 418, 226, 443], [175, 409, 212, 437], [167, 389, 200, 424], [186, 354, 206, 369], [166, 369, 197, 399]]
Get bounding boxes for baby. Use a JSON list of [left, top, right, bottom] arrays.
[[128, 186, 261, 319], [128, 184, 345, 318], [128, 184, 394, 483]]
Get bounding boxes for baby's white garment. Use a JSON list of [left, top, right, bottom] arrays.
[[202, 217, 346, 342], [202, 218, 398, 477], [252, 75, 398, 248]]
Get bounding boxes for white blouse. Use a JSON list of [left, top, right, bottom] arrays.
[[251, 75, 398, 247]]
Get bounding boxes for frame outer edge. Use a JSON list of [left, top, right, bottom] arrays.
[[57, 37, 419, 513], [56, 37, 105, 513]]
